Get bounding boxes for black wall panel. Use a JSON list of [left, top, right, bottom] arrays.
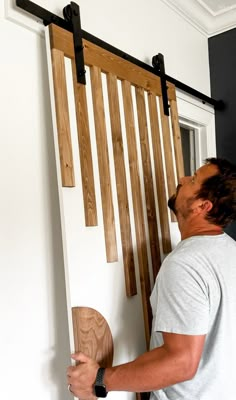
[[209, 29, 236, 239]]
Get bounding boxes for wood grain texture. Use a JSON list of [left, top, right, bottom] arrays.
[[71, 60, 98, 226], [122, 80, 152, 346], [147, 92, 172, 254], [49, 24, 176, 100], [90, 66, 118, 262], [51, 48, 75, 187], [170, 99, 185, 182], [107, 73, 137, 296], [159, 96, 177, 222], [135, 87, 161, 280], [72, 307, 113, 367]]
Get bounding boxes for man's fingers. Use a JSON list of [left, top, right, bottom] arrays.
[[71, 351, 91, 363]]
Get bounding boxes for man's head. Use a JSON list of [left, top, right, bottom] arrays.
[[168, 157, 236, 228]]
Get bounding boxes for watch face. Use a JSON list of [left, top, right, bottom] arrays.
[[95, 384, 107, 398]]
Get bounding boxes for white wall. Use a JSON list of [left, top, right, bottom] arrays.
[[0, 1, 212, 399]]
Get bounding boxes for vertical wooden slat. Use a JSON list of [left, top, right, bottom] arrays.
[[51, 49, 75, 187], [170, 99, 185, 181], [159, 96, 176, 197], [71, 61, 98, 226], [159, 96, 177, 222], [107, 73, 137, 296], [135, 87, 161, 280], [148, 92, 172, 254], [122, 80, 152, 346], [90, 66, 118, 263]]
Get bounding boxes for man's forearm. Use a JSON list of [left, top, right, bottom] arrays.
[[67, 334, 204, 398], [104, 345, 193, 393]]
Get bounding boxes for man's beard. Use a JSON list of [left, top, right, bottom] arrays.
[[168, 194, 177, 215], [168, 184, 182, 215], [168, 193, 197, 219]]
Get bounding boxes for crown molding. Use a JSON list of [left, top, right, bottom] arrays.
[[196, 0, 236, 17], [160, 0, 236, 37]]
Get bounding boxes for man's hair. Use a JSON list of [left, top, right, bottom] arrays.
[[196, 157, 236, 227]]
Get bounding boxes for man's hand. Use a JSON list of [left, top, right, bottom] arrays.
[[67, 352, 100, 399]]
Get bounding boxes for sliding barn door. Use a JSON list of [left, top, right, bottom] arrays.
[[46, 23, 183, 400]]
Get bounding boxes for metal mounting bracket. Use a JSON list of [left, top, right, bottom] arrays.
[[63, 2, 86, 84], [16, 0, 86, 84], [16, 0, 70, 30], [152, 53, 169, 116]]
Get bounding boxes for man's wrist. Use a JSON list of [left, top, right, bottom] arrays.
[[93, 367, 108, 398]]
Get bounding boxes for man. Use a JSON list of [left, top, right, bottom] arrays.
[[67, 157, 236, 399]]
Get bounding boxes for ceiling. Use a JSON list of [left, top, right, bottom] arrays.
[[161, 0, 236, 36]]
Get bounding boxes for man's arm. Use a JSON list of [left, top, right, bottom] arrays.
[[67, 332, 206, 398]]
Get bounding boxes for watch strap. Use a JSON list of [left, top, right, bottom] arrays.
[[95, 367, 106, 385]]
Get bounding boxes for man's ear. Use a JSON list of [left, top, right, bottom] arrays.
[[199, 199, 213, 214], [193, 199, 213, 215]]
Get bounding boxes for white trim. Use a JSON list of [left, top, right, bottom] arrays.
[[160, 0, 236, 37], [176, 90, 215, 115], [159, 0, 208, 36], [177, 93, 216, 166], [196, 0, 236, 17]]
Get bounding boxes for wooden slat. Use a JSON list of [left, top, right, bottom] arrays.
[[122, 80, 152, 346], [147, 92, 172, 254], [49, 24, 176, 100], [159, 96, 177, 222], [170, 99, 185, 182], [51, 49, 75, 187], [135, 87, 162, 280], [90, 66, 118, 262], [106, 73, 137, 296], [72, 307, 113, 367], [71, 61, 98, 226]]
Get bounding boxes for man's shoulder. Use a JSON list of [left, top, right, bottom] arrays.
[[161, 233, 236, 277], [171, 233, 236, 256]]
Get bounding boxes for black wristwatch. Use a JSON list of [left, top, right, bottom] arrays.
[[94, 367, 107, 398]]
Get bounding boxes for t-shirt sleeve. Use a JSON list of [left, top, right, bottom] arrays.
[[152, 259, 210, 335]]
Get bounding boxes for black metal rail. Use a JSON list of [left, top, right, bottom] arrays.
[[16, 0, 224, 110]]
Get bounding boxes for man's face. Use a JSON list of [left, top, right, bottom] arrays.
[[168, 163, 218, 219]]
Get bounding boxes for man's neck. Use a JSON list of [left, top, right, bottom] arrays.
[[178, 218, 223, 241]]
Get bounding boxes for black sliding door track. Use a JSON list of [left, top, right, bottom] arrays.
[[16, 0, 224, 110]]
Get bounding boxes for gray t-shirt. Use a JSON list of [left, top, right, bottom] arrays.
[[150, 233, 236, 400]]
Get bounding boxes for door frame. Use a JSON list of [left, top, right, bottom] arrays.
[[176, 90, 216, 170]]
